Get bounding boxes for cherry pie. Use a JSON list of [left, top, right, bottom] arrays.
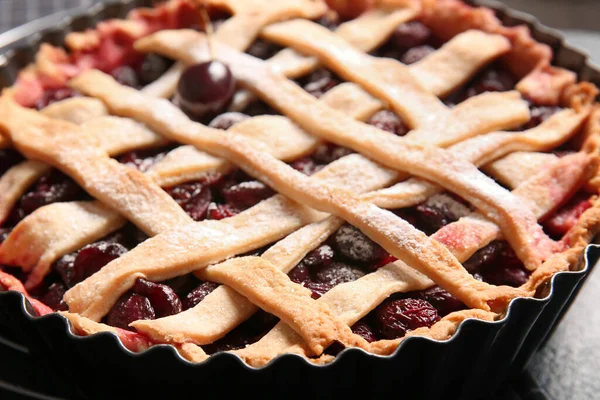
[[0, 0, 599, 368]]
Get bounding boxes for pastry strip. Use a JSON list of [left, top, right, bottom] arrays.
[[131, 35, 551, 269]]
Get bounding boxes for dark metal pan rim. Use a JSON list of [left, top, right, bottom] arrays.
[[0, 0, 599, 373], [2, 243, 597, 371]]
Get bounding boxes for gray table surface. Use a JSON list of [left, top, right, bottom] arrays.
[[0, 1, 599, 400]]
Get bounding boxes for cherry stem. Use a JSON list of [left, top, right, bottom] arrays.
[[199, 5, 215, 60]]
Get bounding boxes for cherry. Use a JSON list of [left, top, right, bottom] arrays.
[[312, 143, 353, 164], [288, 263, 311, 284], [165, 182, 212, 221], [543, 194, 592, 238], [305, 281, 334, 299], [182, 281, 220, 310], [464, 67, 516, 99], [208, 112, 250, 130], [416, 286, 465, 317], [0, 149, 25, 175], [392, 22, 431, 50], [301, 69, 341, 98], [325, 0, 374, 20], [333, 224, 386, 264], [138, 53, 172, 85], [463, 241, 504, 273], [303, 245, 335, 269], [246, 39, 282, 60], [414, 195, 469, 235], [34, 87, 80, 110], [133, 278, 182, 317], [118, 148, 169, 172], [375, 297, 440, 339], [401, 45, 435, 65], [222, 180, 274, 210], [206, 202, 239, 220], [106, 293, 155, 330], [40, 282, 68, 311], [313, 261, 366, 286], [161, 274, 201, 297], [290, 157, 321, 175], [315, 14, 340, 31], [70, 242, 128, 286], [18, 171, 83, 216], [367, 110, 409, 136], [351, 318, 377, 342], [111, 66, 139, 88], [176, 61, 235, 118]]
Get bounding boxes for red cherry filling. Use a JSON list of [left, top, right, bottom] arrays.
[[299, 68, 342, 98], [111, 66, 139, 88], [175, 61, 236, 120], [246, 39, 283, 60], [367, 110, 409, 136], [0, 149, 25, 176], [325, 0, 374, 20], [7, 170, 85, 226], [464, 67, 516, 98], [118, 147, 171, 172], [134, 278, 182, 318], [106, 293, 156, 331], [375, 297, 440, 339], [543, 193, 593, 239], [165, 182, 212, 221], [333, 224, 387, 265], [525, 105, 563, 129], [464, 241, 529, 287], [208, 112, 250, 130], [392, 21, 432, 51], [137, 53, 173, 86], [222, 180, 275, 210], [182, 281, 220, 310], [34, 88, 81, 110], [401, 45, 435, 65]]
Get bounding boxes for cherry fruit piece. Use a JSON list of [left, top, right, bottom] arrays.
[[176, 61, 235, 118], [106, 293, 155, 330], [375, 298, 440, 339], [134, 278, 182, 317]]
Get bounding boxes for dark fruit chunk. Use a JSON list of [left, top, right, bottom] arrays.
[[71, 242, 128, 286], [53, 253, 77, 287], [525, 106, 563, 129], [118, 148, 168, 172], [206, 202, 239, 220], [222, 180, 274, 210], [111, 66, 139, 88], [138, 53, 172, 85], [375, 298, 440, 339], [417, 286, 465, 317], [312, 143, 353, 164], [0, 149, 25, 176], [313, 261, 366, 286], [414, 195, 469, 234], [303, 245, 335, 268], [176, 61, 235, 118], [289, 263, 311, 284], [19, 171, 83, 216], [133, 278, 182, 317], [246, 39, 282, 60], [34, 87, 80, 110], [401, 45, 435, 65], [40, 282, 68, 311], [325, 0, 374, 20], [290, 157, 321, 176], [182, 281, 220, 310], [465, 68, 516, 98], [351, 318, 377, 342], [333, 224, 386, 264], [162, 274, 201, 297], [166, 182, 212, 221], [479, 243, 529, 287], [106, 293, 155, 330], [305, 281, 334, 299], [463, 241, 504, 272], [208, 112, 250, 130], [315, 14, 340, 30], [301, 69, 340, 98], [367, 110, 409, 136], [392, 21, 431, 50]]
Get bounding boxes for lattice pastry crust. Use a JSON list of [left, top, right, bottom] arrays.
[[0, 0, 599, 367]]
